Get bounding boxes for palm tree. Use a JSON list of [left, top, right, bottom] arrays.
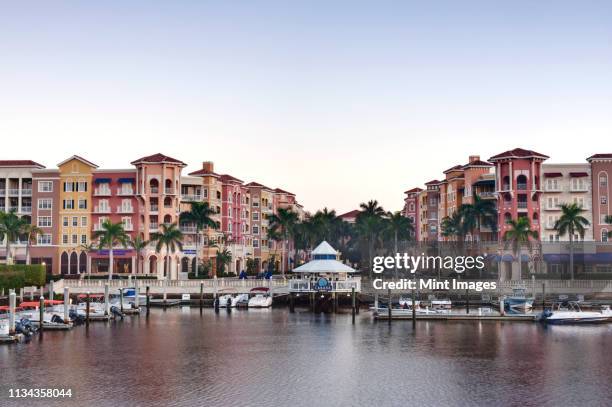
[[130, 235, 149, 275], [0, 210, 27, 264], [503, 217, 539, 280], [385, 211, 414, 277], [554, 203, 590, 280], [93, 220, 130, 280], [21, 223, 43, 265], [356, 200, 386, 276], [215, 248, 232, 276], [268, 208, 298, 275], [440, 211, 464, 241], [459, 194, 497, 241], [180, 202, 218, 275], [150, 223, 183, 280]]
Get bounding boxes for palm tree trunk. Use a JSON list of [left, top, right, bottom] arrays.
[[394, 231, 398, 279], [108, 248, 114, 280], [569, 233, 574, 280], [26, 233, 31, 265], [6, 239, 11, 265], [195, 230, 200, 276]]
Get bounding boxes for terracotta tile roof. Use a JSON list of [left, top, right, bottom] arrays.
[[404, 187, 423, 194], [587, 153, 612, 161], [463, 160, 493, 168], [130, 153, 186, 166], [274, 188, 295, 195], [220, 174, 244, 183], [488, 148, 549, 161], [339, 209, 360, 218], [0, 160, 45, 168], [245, 181, 268, 188], [57, 155, 98, 168], [188, 168, 220, 177], [544, 172, 563, 178], [443, 164, 463, 173], [424, 179, 441, 185]]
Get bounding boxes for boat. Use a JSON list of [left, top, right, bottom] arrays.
[[503, 288, 534, 312], [371, 306, 444, 317], [539, 301, 612, 324], [0, 319, 9, 337], [398, 296, 420, 308], [248, 288, 273, 308], [234, 293, 250, 307], [425, 295, 452, 310], [122, 287, 147, 303], [17, 302, 71, 328], [218, 294, 237, 308]]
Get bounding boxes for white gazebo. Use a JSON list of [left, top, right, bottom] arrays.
[[289, 241, 360, 293]]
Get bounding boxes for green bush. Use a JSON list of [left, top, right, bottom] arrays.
[[0, 264, 45, 289]]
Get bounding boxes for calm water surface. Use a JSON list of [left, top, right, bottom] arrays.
[[2, 308, 612, 407]]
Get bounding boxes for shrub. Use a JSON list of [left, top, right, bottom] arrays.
[[0, 264, 45, 289], [0, 271, 25, 292]]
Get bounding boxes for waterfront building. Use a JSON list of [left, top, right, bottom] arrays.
[[57, 155, 98, 275], [246, 182, 275, 273], [488, 148, 549, 240], [0, 160, 44, 264], [338, 209, 359, 224], [470, 172, 498, 241], [587, 154, 612, 242], [30, 166, 60, 274], [131, 153, 186, 278], [417, 189, 428, 242], [402, 188, 422, 240], [540, 163, 593, 242], [423, 180, 440, 241], [91, 169, 140, 273]]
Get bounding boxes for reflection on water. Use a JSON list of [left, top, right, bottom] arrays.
[[2, 308, 612, 406]]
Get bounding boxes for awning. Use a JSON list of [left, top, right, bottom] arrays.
[[94, 178, 112, 183], [543, 253, 612, 263], [118, 177, 135, 183], [569, 172, 588, 177], [544, 172, 563, 178]]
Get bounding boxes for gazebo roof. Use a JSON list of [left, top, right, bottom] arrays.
[[293, 241, 356, 273], [311, 241, 337, 256]]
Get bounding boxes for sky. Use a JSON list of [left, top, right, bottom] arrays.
[[1, 1, 611, 214]]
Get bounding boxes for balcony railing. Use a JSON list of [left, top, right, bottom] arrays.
[[479, 191, 496, 198], [21, 206, 32, 214], [149, 223, 159, 231], [21, 189, 32, 196], [150, 205, 159, 212], [123, 224, 134, 231], [288, 278, 361, 293], [517, 183, 528, 190], [94, 206, 111, 214], [517, 202, 528, 209], [180, 225, 198, 233], [545, 186, 561, 192], [8, 189, 20, 196], [165, 188, 175, 195], [150, 187, 159, 194], [570, 186, 588, 192], [117, 206, 134, 213], [94, 188, 112, 196], [117, 188, 134, 196], [181, 194, 202, 201]]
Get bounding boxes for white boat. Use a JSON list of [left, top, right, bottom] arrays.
[[540, 301, 612, 325], [503, 288, 534, 312], [247, 287, 273, 308], [218, 294, 237, 308], [427, 295, 452, 309], [398, 297, 420, 308]]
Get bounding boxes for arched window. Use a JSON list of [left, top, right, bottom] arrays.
[[163, 214, 172, 224], [517, 175, 528, 190], [502, 176, 510, 191], [149, 179, 159, 194], [504, 212, 512, 223], [61, 252, 69, 274], [79, 252, 87, 273], [603, 229, 609, 242], [70, 252, 78, 274], [181, 257, 189, 274], [149, 255, 157, 274]]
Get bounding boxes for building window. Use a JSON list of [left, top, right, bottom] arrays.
[[72, 235, 78, 244], [77, 181, 87, 192], [203, 189, 208, 198], [62, 235, 68, 244], [78, 199, 87, 209], [603, 229, 609, 242], [37, 216, 52, 227], [38, 199, 52, 209], [81, 235, 87, 245], [63, 200, 74, 209], [253, 239, 259, 248], [601, 175, 608, 187], [37, 234, 52, 245], [38, 181, 53, 192], [253, 226, 259, 235], [81, 216, 87, 226], [72, 217, 78, 226], [602, 196, 608, 205], [253, 212, 259, 221], [63, 216, 69, 227], [64, 181, 74, 192]]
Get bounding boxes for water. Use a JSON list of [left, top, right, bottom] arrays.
[[2, 308, 612, 407]]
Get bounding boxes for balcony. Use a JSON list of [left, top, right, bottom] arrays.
[[94, 188, 112, 196], [123, 224, 134, 231], [545, 186, 561, 192], [149, 223, 159, 232], [117, 188, 134, 196], [8, 189, 20, 196], [165, 188, 175, 195], [517, 183, 528, 190], [94, 206, 111, 214], [517, 202, 528, 209], [117, 206, 134, 214], [570, 187, 588, 192], [180, 225, 198, 234], [21, 189, 32, 196], [181, 194, 202, 201], [150, 205, 159, 213], [150, 187, 159, 194], [479, 191, 497, 199], [21, 206, 32, 214]]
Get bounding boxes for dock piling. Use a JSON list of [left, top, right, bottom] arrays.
[[387, 289, 392, 325], [200, 282, 204, 310], [39, 296, 45, 335], [134, 285, 140, 309], [500, 297, 505, 316], [466, 289, 470, 314], [9, 291, 16, 335], [104, 284, 110, 316], [289, 292, 295, 313], [49, 280, 54, 301], [86, 292, 90, 327], [351, 288, 355, 324], [119, 288, 124, 313], [542, 282, 546, 310], [412, 287, 416, 328], [374, 292, 379, 310], [19, 287, 23, 303], [356, 294, 360, 314], [145, 286, 150, 316], [63, 287, 69, 323]]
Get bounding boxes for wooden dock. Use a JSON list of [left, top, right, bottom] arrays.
[[374, 312, 536, 322], [148, 299, 181, 307]]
